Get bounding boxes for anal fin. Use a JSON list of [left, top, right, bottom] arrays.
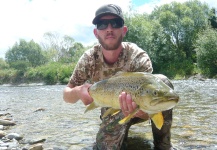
[[84, 102, 98, 113]]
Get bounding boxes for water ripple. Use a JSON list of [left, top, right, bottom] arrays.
[[0, 80, 217, 149]]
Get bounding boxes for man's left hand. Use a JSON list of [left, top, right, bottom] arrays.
[[119, 92, 149, 120]]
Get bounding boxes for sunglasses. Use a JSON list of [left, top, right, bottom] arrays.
[[96, 18, 124, 30]]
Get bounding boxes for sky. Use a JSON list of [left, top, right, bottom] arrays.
[[0, 0, 216, 59]]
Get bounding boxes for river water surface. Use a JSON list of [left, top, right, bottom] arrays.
[[0, 79, 217, 150]]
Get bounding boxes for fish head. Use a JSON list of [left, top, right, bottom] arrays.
[[138, 78, 179, 114]]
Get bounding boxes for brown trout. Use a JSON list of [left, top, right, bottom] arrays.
[[85, 72, 179, 129]]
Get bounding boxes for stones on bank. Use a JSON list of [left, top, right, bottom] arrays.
[[0, 112, 45, 150]]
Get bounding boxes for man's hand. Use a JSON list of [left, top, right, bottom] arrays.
[[119, 92, 137, 116], [119, 92, 149, 120], [79, 83, 93, 105]]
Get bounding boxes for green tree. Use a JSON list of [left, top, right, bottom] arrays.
[[124, 13, 153, 51], [150, 0, 210, 61], [145, 0, 210, 77], [124, 12, 186, 77], [5, 39, 47, 70], [124, 0, 212, 77], [195, 28, 217, 77]]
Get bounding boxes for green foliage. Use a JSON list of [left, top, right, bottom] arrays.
[[124, 13, 153, 51], [195, 28, 217, 77], [0, 69, 17, 84], [9, 60, 30, 72], [153, 59, 194, 78], [5, 39, 47, 70], [124, 0, 211, 78], [25, 62, 75, 85], [209, 8, 217, 28], [25, 63, 59, 84], [42, 64, 58, 85], [124, 10, 186, 77], [0, 58, 9, 69], [57, 63, 75, 84], [1, 32, 90, 84], [150, 0, 209, 61]]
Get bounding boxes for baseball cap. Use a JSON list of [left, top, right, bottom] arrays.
[[92, 4, 124, 25]]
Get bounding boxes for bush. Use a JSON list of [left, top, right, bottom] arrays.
[[57, 63, 75, 84], [25, 62, 75, 84], [0, 69, 17, 84], [0, 58, 9, 69], [153, 59, 194, 79]]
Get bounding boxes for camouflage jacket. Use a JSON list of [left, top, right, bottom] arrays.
[[69, 42, 153, 86]]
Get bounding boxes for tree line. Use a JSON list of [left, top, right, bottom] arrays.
[[124, 0, 217, 78], [0, 0, 216, 85]]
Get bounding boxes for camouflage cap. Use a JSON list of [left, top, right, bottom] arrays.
[[92, 4, 124, 25]]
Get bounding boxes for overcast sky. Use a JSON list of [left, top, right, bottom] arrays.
[[0, 0, 216, 59]]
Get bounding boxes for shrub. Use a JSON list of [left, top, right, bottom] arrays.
[[25, 62, 76, 84], [57, 63, 75, 84], [0, 69, 17, 84]]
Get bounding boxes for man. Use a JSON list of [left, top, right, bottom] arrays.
[[63, 4, 174, 150]]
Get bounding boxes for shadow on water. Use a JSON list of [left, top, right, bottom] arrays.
[[127, 137, 153, 150], [81, 137, 153, 150]]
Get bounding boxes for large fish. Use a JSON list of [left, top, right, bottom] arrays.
[[85, 72, 179, 129]]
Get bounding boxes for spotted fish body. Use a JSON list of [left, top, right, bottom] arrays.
[[85, 72, 179, 129]]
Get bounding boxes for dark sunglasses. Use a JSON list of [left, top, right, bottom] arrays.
[[96, 18, 124, 30]]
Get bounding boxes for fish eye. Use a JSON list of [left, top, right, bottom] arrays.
[[153, 90, 158, 96]]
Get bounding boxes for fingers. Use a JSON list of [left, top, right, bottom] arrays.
[[134, 110, 150, 120], [119, 92, 129, 116], [126, 94, 134, 112], [119, 92, 137, 117], [119, 92, 127, 112], [81, 84, 93, 105]]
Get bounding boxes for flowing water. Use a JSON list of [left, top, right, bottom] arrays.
[[0, 79, 216, 150]]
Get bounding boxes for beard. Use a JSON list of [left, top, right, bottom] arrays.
[[98, 34, 123, 50]]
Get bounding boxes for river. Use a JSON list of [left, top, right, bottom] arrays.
[[0, 79, 217, 150]]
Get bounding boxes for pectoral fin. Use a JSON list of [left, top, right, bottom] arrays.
[[102, 108, 120, 118], [84, 102, 98, 113], [119, 109, 138, 124], [150, 112, 164, 130]]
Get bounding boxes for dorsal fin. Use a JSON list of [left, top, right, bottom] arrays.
[[111, 71, 126, 78]]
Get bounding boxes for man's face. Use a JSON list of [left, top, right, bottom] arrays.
[[94, 15, 127, 50]]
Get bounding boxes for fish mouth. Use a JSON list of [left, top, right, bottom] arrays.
[[167, 96, 179, 102], [150, 96, 179, 106], [149, 99, 178, 113]]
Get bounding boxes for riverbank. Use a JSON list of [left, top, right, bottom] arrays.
[[0, 108, 66, 150], [1, 73, 215, 87], [0, 111, 46, 149]]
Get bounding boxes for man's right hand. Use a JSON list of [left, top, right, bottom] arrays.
[[63, 83, 93, 105], [79, 83, 93, 105]]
